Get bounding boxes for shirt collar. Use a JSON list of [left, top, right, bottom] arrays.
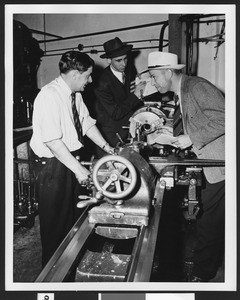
[[57, 75, 73, 97], [176, 74, 183, 99], [110, 66, 124, 82]]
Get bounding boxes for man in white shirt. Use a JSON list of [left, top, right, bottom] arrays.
[[30, 51, 113, 266]]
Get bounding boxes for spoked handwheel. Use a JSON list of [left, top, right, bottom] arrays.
[[92, 155, 137, 200]]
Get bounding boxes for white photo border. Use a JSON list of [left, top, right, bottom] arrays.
[[5, 4, 236, 292]]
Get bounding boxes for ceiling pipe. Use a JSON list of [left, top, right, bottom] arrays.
[[179, 13, 225, 22], [158, 21, 169, 51], [43, 45, 169, 57], [44, 38, 168, 54], [37, 20, 169, 43]]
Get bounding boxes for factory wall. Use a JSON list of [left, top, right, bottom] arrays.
[[197, 16, 225, 92], [13, 13, 225, 93], [13, 13, 169, 89]]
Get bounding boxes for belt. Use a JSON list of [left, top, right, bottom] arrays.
[[36, 149, 81, 165]]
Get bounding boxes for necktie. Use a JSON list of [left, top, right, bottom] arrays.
[[71, 93, 84, 145], [173, 94, 184, 137], [122, 72, 126, 85]]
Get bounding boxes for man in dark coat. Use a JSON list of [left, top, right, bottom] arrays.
[[95, 37, 146, 157]]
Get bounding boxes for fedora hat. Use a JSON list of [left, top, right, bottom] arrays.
[[148, 51, 185, 70], [100, 37, 133, 59]]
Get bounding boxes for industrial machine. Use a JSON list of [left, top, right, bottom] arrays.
[[35, 101, 224, 283]]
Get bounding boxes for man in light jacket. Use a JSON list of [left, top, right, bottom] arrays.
[[148, 51, 225, 282]]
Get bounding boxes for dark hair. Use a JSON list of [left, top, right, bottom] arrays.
[[59, 51, 94, 74]]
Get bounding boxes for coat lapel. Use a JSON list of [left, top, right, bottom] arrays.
[[107, 66, 127, 89], [180, 74, 189, 130]]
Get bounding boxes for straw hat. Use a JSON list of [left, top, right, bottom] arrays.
[[148, 51, 185, 70]]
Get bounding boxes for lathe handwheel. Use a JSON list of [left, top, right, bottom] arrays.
[[92, 155, 137, 199]]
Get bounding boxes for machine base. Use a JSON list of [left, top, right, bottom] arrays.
[[88, 199, 150, 226]]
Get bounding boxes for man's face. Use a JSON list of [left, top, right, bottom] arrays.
[[110, 54, 128, 73], [149, 69, 172, 94], [74, 66, 93, 92]]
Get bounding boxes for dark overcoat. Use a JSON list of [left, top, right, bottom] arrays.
[[95, 66, 142, 147]]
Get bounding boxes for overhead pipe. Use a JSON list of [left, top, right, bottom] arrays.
[[179, 14, 225, 22], [44, 38, 168, 54], [37, 20, 169, 43], [181, 13, 225, 75], [43, 45, 169, 58], [195, 19, 225, 24], [43, 14, 46, 53], [158, 21, 169, 51], [30, 17, 223, 41], [30, 28, 62, 38]]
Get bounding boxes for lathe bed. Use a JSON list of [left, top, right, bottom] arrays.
[[35, 150, 224, 282]]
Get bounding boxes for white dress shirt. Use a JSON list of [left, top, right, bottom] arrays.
[[110, 66, 125, 83], [30, 76, 96, 158]]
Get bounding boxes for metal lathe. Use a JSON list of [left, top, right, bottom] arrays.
[[36, 100, 224, 283]]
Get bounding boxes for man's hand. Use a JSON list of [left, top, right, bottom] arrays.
[[75, 165, 91, 185], [171, 134, 193, 149], [44, 139, 92, 185], [134, 81, 147, 99], [156, 125, 173, 135], [103, 143, 115, 154]]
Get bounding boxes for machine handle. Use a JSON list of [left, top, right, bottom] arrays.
[[76, 197, 99, 208], [77, 191, 104, 208]]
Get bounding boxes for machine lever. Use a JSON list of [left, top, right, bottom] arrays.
[[77, 197, 99, 208], [78, 195, 91, 200], [116, 132, 124, 145], [77, 191, 104, 208]]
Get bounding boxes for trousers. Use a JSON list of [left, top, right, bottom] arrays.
[[192, 178, 225, 280], [35, 152, 83, 267]]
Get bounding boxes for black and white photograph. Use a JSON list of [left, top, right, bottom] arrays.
[[1, 2, 238, 299]]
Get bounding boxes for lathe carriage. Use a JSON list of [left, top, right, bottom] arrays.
[[36, 101, 224, 283]]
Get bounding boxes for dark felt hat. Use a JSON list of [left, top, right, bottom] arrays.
[[100, 37, 133, 58]]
